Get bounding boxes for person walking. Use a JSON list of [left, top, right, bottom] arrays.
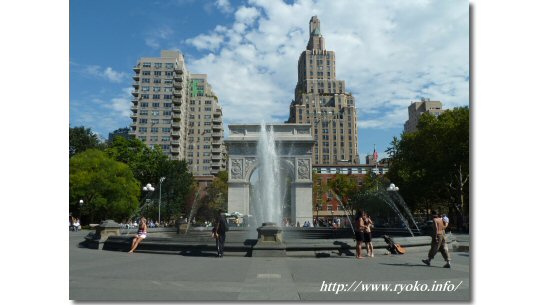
[[212, 210, 227, 258], [422, 211, 451, 268], [363, 212, 374, 257], [128, 217, 147, 254]]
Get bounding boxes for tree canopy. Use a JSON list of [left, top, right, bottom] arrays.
[[69, 126, 104, 157], [69, 149, 140, 223], [385, 107, 469, 225]]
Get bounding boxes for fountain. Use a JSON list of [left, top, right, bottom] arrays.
[[87, 123, 443, 256], [355, 183, 421, 237], [250, 122, 284, 226]]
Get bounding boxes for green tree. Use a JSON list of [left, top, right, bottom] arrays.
[[69, 149, 140, 224], [105, 136, 168, 185], [105, 136, 196, 222], [327, 173, 358, 207], [69, 126, 103, 157], [386, 107, 469, 228], [157, 159, 195, 222]]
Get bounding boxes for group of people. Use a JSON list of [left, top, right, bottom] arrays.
[[126, 210, 452, 268]]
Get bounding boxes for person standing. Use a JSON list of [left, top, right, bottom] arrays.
[[212, 210, 227, 258], [422, 211, 451, 268], [355, 211, 367, 259], [128, 217, 147, 254], [363, 212, 374, 257]]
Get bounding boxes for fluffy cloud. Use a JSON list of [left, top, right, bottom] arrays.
[[215, 0, 233, 13], [183, 0, 469, 131], [83, 65, 127, 83]]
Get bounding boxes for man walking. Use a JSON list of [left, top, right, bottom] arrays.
[[422, 210, 451, 268], [212, 210, 228, 258]]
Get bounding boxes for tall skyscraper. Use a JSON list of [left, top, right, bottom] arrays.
[[130, 50, 188, 160], [287, 16, 359, 165], [129, 50, 226, 176], [186, 74, 226, 175], [403, 98, 445, 133]]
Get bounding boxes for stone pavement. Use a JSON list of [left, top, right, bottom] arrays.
[[70, 230, 470, 301]]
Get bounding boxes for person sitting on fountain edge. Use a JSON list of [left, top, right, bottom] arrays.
[[212, 209, 228, 258], [422, 210, 451, 268]]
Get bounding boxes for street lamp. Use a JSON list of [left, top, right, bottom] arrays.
[[79, 199, 83, 218], [158, 177, 166, 226], [387, 183, 399, 192], [142, 183, 155, 218]]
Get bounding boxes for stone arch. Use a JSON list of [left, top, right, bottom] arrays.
[[225, 124, 314, 225]]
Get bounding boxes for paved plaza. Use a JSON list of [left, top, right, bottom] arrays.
[[69, 230, 470, 301]]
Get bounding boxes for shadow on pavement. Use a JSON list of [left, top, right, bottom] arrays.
[[378, 262, 429, 268]]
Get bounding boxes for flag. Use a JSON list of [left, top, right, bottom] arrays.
[[373, 144, 378, 162]]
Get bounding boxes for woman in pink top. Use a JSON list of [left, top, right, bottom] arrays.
[[128, 217, 147, 254]]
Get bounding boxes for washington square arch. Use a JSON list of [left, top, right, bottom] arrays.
[[225, 123, 314, 225]]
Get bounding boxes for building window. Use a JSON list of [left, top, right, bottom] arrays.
[[154, 71, 161, 76], [153, 78, 161, 84], [163, 110, 171, 116], [142, 62, 151, 67], [141, 86, 150, 92], [162, 127, 171, 133], [139, 127, 147, 133], [151, 127, 159, 133], [139, 119, 147, 124], [142, 78, 150, 83], [162, 136, 170, 142], [150, 136, 158, 142], [153, 87, 161, 92], [151, 119, 159, 124], [140, 110, 148, 116], [154, 63, 162, 68], [152, 102, 159, 107]]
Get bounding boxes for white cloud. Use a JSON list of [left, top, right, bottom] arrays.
[[104, 88, 133, 117], [186, 33, 224, 51], [83, 65, 127, 83], [183, 0, 468, 131], [215, 0, 233, 13], [235, 6, 260, 25], [145, 26, 174, 49]]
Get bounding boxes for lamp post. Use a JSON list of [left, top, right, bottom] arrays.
[[142, 183, 155, 218], [386, 183, 399, 192], [78, 199, 83, 219], [158, 177, 166, 226]]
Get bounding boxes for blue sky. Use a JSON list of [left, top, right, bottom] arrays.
[[70, 0, 469, 162]]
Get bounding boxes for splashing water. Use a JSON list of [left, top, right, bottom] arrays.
[[251, 122, 283, 225]]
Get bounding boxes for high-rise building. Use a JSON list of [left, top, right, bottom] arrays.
[[129, 50, 227, 176], [186, 74, 226, 175], [130, 50, 188, 160], [403, 98, 445, 133], [286, 16, 359, 165], [108, 127, 130, 143]]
